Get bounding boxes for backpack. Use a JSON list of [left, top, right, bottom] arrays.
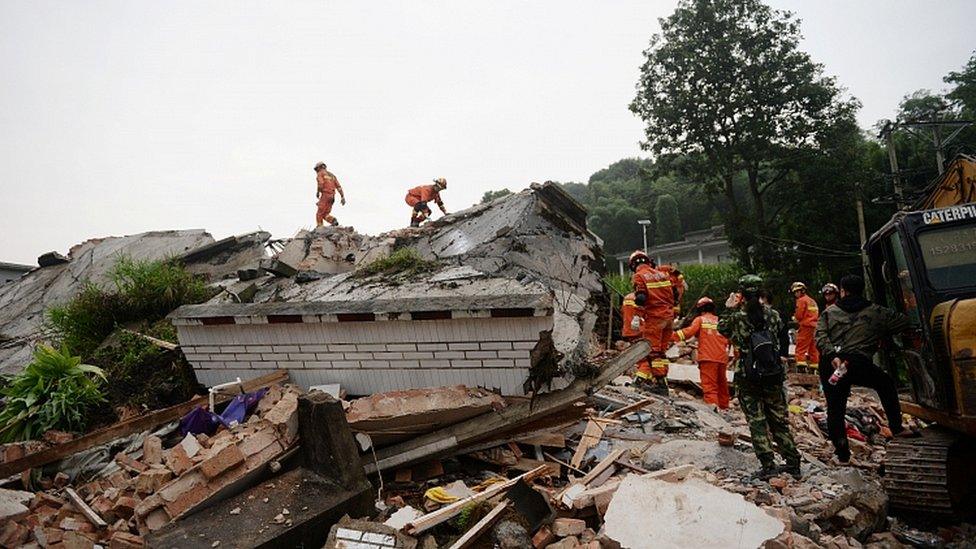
[[740, 328, 783, 382]]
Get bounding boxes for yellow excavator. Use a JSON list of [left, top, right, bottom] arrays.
[[865, 154, 976, 519]]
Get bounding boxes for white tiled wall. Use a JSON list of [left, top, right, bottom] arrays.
[[179, 316, 551, 396]]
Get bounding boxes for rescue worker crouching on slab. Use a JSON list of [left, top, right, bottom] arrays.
[[314, 162, 346, 227], [672, 297, 731, 409], [791, 281, 820, 369], [406, 178, 448, 227], [628, 250, 674, 396], [718, 274, 802, 480]]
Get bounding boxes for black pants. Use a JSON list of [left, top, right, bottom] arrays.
[[819, 353, 903, 451]]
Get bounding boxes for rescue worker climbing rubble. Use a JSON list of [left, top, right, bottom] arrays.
[[314, 162, 346, 227], [619, 292, 651, 375], [791, 281, 820, 369], [628, 250, 674, 396], [719, 274, 801, 480], [406, 178, 448, 227], [672, 297, 730, 409]]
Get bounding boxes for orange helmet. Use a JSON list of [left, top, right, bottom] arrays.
[[696, 296, 713, 308], [628, 250, 650, 271]]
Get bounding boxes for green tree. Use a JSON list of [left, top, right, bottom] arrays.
[[654, 194, 681, 244], [630, 0, 857, 267], [945, 51, 976, 114], [480, 188, 512, 204]]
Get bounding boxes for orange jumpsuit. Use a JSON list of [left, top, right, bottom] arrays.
[[632, 264, 675, 379], [315, 170, 343, 226], [673, 312, 730, 408], [660, 267, 685, 315], [405, 185, 446, 225], [620, 293, 650, 374], [793, 293, 820, 366]]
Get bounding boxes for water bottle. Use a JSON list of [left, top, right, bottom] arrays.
[[630, 315, 643, 332], [829, 361, 848, 385]]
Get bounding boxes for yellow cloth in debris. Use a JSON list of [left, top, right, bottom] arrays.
[[472, 477, 506, 492], [788, 405, 804, 415], [424, 486, 461, 504]]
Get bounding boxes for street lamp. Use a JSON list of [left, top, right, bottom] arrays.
[[637, 220, 652, 255]]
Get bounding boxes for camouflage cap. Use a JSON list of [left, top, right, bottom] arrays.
[[738, 274, 763, 292]]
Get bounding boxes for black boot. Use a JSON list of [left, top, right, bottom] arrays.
[[752, 463, 778, 480], [834, 440, 851, 463], [779, 462, 801, 480]]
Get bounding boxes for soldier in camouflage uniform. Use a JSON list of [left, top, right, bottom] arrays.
[[718, 274, 802, 479]]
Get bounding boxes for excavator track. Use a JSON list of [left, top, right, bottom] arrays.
[[883, 427, 976, 520]]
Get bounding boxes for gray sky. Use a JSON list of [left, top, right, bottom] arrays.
[[1, 1, 972, 265]]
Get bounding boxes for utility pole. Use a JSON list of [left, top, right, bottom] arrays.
[[855, 183, 870, 283], [882, 121, 905, 209], [933, 124, 946, 174]]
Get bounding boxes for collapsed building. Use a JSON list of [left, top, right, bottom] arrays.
[[0, 230, 269, 375], [170, 183, 609, 396]]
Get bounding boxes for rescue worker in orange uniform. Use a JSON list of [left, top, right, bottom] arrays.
[[791, 281, 820, 368], [405, 178, 448, 227], [620, 292, 651, 375], [314, 162, 346, 227], [629, 250, 675, 395], [659, 264, 686, 315], [672, 297, 731, 408]]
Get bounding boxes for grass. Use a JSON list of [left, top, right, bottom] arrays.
[[0, 345, 106, 442], [355, 248, 438, 279]]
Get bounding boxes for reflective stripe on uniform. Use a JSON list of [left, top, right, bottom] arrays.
[[647, 281, 672, 288], [701, 322, 718, 330], [676, 330, 686, 342]]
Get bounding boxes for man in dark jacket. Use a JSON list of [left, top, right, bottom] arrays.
[[815, 275, 912, 462]]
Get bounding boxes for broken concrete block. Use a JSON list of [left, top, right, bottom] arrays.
[[552, 517, 586, 537], [142, 436, 163, 466], [546, 536, 579, 549], [164, 445, 193, 475], [326, 517, 417, 549], [603, 475, 784, 548], [37, 251, 70, 268], [179, 432, 203, 458], [0, 488, 32, 522], [199, 443, 245, 479], [259, 258, 298, 277], [144, 508, 170, 532]]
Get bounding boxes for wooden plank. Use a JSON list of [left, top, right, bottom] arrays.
[[0, 370, 289, 479], [447, 501, 509, 549], [366, 343, 650, 475], [122, 328, 179, 351], [64, 487, 107, 528], [607, 397, 656, 419], [405, 465, 548, 536], [570, 420, 603, 468], [556, 447, 626, 505], [515, 432, 566, 448], [900, 400, 976, 437]]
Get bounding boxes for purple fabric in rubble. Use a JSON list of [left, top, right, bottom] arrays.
[[179, 405, 220, 436], [218, 388, 268, 428]]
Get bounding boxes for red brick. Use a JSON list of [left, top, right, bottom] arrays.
[[142, 436, 163, 466], [264, 392, 299, 445], [134, 468, 172, 495], [115, 453, 148, 474], [163, 482, 211, 519], [109, 518, 130, 533], [59, 516, 95, 532], [109, 531, 144, 548], [106, 471, 132, 491], [77, 480, 103, 501], [163, 446, 192, 476], [30, 492, 65, 511], [0, 521, 29, 548], [62, 530, 95, 549], [1, 442, 25, 463], [157, 471, 205, 503], [552, 517, 586, 537], [91, 496, 117, 523], [42, 430, 75, 445], [133, 494, 163, 519], [199, 444, 244, 479], [112, 496, 140, 520], [532, 525, 555, 548], [53, 471, 71, 487], [238, 429, 278, 457]]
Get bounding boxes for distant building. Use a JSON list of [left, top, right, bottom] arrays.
[[614, 226, 732, 275], [0, 262, 32, 284]]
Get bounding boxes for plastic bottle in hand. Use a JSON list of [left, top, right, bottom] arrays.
[[829, 361, 848, 385], [630, 315, 643, 332]]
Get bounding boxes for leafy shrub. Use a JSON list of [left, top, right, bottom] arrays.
[[0, 345, 106, 442], [91, 331, 198, 412], [47, 256, 214, 357]]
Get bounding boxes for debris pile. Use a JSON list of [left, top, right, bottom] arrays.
[[0, 380, 298, 547]]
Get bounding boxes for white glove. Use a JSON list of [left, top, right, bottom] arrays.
[[630, 315, 643, 331]]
